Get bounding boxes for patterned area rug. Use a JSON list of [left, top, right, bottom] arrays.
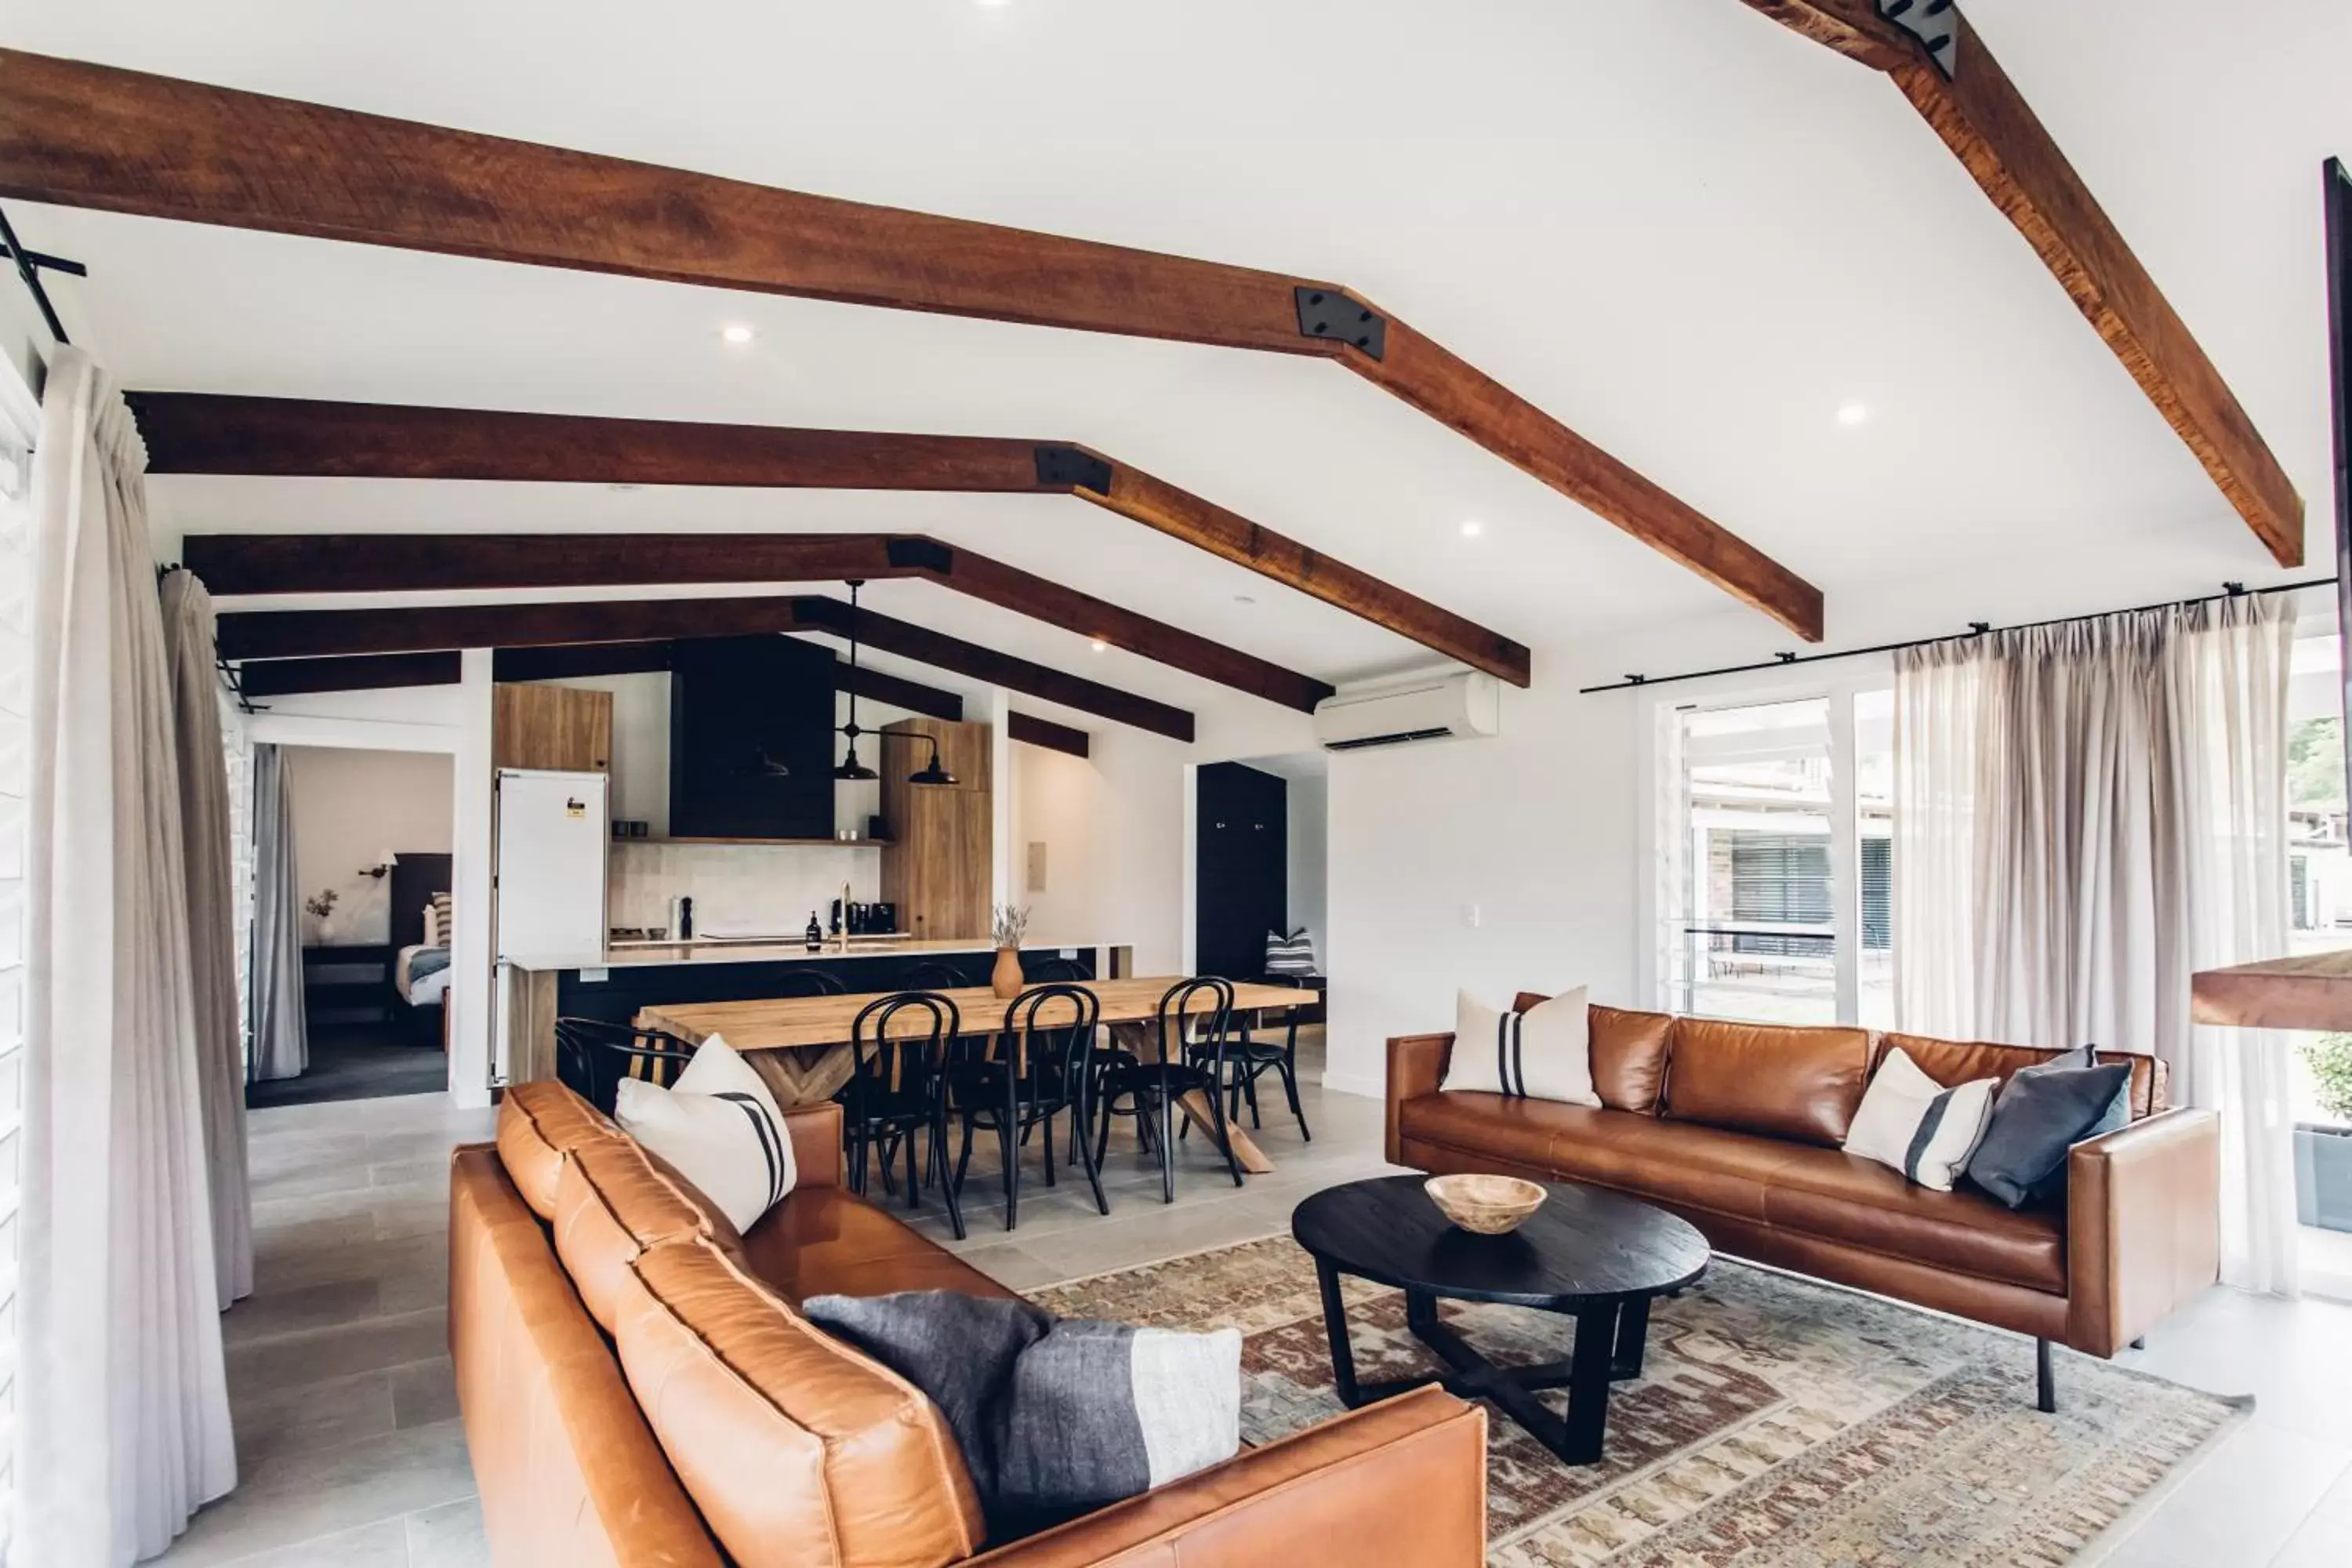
[[1029, 1236, 2245, 1566]]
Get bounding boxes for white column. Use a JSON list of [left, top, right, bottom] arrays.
[[984, 687, 1014, 916], [448, 650, 495, 1108]]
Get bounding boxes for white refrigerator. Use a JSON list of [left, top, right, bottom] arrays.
[[494, 768, 609, 964]]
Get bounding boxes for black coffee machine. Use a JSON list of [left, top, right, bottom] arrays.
[[831, 899, 900, 936]]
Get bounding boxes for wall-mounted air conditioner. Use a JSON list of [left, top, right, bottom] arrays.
[[1312, 670, 1501, 752]]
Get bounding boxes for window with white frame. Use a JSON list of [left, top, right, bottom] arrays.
[[1655, 681, 1893, 1029]]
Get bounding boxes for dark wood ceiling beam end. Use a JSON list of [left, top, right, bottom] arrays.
[[1083, 465, 1541, 681], [1337, 318, 1826, 642], [235, 650, 461, 697], [1007, 711, 1090, 758]]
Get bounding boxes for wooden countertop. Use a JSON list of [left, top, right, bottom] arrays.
[[505, 937, 1123, 971], [2190, 948, 2352, 1031]]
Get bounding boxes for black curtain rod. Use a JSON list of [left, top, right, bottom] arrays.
[[1577, 575, 2338, 695], [0, 203, 71, 347]]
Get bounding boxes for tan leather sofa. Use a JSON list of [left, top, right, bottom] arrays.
[[1386, 1000, 2221, 1410], [452, 1080, 1489, 1567]]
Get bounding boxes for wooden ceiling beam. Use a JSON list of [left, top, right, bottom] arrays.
[[1734, 2, 2303, 564], [793, 596, 1193, 742], [1007, 711, 1090, 759], [236, 638, 967, 720], [0, 49, 1821, 638], [148, 394, 1517, 685], [489, 641, 967, 720], [217, 594, 1192, 739], [234, 650, 460, 697], [180, 527, 1334, 710]]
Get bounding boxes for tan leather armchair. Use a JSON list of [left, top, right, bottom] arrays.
[[456, 1081, 1490, 1568]]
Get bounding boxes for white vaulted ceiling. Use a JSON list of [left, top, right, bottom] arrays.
[[3, 0, 2346, 713]]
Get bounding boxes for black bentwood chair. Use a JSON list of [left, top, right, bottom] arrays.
[[1189, 974, 1312, 1144], [906, 962, 974, 991], [553, 1016, 697, 1116], [946, 984, 1107, 1229], [1094, 976, 1244, 1203], [844, 991, 966, 1240]]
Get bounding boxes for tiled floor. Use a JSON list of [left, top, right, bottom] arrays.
[[162, 1043, 2352, 1566]]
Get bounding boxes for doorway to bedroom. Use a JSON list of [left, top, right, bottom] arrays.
[[245, 744, 457, 1108]]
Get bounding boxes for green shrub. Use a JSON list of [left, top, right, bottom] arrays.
[[2307, 1033, 2352, 1125]]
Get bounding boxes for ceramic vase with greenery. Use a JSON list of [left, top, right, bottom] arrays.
[[990, 904, 1031, 998]]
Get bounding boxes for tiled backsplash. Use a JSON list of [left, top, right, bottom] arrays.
[[609, 841, 884, 937]]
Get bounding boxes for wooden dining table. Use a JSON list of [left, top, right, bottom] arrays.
[[634, 975, 1319, 1174]]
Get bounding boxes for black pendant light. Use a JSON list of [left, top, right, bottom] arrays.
[[908, 735, 956, 787], [833, 579, 880, 782], [835, 579, 958, 786]]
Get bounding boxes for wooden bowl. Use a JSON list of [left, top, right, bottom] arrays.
[[1425, 1174, 1546, 1235]]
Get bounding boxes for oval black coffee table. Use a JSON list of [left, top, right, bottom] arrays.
[[1291, 1174, 1710, 1465]]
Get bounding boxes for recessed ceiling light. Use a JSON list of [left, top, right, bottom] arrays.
[[720, 323, 756, 346], [1089, 638, 1109, 652], [1460, 519, 1484, 538], [1835, 401, 1871, 426]]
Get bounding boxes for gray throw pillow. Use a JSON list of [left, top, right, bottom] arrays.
[[803, 1290, 1241, 1537], [1965, 1048, 2133, 1208]]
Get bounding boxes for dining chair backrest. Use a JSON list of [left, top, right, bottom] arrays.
[[998, 983, 1100, 1087], [766, 969, 844, 997], [906, 962, 972, 990], [553, 1016, 697, 1116], [1152, 976, 1234, 1068], [1025, 957, 1088, 984], [848, 990, 961, 1112]]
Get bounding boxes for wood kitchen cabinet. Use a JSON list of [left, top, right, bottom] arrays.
[[879, 717, 993, 940], [493, 684, 612, 772]]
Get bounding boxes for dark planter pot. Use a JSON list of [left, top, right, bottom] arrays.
[[2294, 1122, 2352, 1233]]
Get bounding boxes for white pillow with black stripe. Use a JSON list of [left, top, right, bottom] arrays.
[[613, 1034, 796, 1229], [1442, 988, 1600, 1107], [1842, 1046, 1997, 1192]]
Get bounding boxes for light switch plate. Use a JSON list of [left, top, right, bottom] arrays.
[[580, 966, 609, 983]]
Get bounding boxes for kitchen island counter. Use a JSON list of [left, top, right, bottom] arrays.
[[496, 938, 1132, 1083]]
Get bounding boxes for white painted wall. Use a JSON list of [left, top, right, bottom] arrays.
[[281, 746, 453, 945], [1287, 769, 1328, 967], [450, 652, 495, 1107], [1323, 681, 1642, 1098], [1011, 738, 1102, 940]]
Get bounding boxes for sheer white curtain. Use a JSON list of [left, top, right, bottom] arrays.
[[2165, 597, 2300, 1295], [1892, 639, 1982, 1039], [1891, 593, 2299, 1295], [19, 348, 236, 1565], [160, 572, 252, 1308]]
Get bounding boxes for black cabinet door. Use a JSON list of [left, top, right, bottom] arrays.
[[1195, 762, 1287, 982], [669, 636, 835, 838]]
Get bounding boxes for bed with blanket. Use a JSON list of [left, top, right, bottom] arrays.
[[390, 854, 454, 1046]]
